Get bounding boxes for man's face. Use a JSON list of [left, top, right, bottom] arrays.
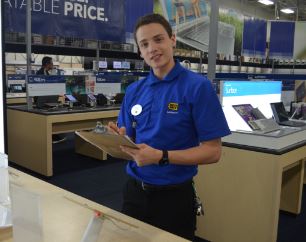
[[136, 23, 176, 77], [46, 61, 53, 71]]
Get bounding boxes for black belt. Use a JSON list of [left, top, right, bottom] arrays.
[[132, 178, 192, 192]]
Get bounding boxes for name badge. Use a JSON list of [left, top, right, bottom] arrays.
[[131, 104, 142, 116]]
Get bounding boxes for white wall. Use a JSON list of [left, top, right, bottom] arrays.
[[0, 1, 5, 153]]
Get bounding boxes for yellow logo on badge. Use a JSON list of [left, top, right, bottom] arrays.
[[168, 102, 178, 111]]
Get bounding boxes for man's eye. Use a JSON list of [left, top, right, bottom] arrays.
[[155, 38, 163, 42], [140, 43, 148, 48]]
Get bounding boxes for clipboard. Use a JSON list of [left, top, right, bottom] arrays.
[[75, 130, 138, 160]]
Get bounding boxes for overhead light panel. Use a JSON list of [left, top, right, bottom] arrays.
[[258, 0, 274, 5], [280, 8, 294, 14]]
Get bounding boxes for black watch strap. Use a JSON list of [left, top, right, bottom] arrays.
[[159, 150, 169, 166]]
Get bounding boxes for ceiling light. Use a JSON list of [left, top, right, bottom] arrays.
[[280, 8, 294, 14], [258, 0, 274, 5]]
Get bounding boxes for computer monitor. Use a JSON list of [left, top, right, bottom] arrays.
[[65, 76, 86, 96], [98, 61, 108, 69], [134, 61, 144, 70], [122, 61, 130, 69], [10, 84, 23, 93], [113, 61, 122, 69], [220, 80, 282, 131], [7, 74, 26, 92]]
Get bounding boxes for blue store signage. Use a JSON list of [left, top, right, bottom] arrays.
[[4, 0, 126, 42], [28, 75, 66, 84]]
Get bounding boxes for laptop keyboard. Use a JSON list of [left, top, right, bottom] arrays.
[[281, 120, 306, 127]]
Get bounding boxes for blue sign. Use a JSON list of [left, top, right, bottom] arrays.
[[125, 0, 153, 32], [242, 19, 267, 57], [28, 75, 65, 84], [8, 74, 26, 80], [270, 21, 295, 58], [96, 72, 123, 83], [4, 0, 125, 41], [222, 81, 282, 97]]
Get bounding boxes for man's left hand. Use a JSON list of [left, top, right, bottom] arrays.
[[120, 144, 162, 167]]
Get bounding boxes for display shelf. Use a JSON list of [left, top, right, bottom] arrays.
[[223, 127, 306, 154]]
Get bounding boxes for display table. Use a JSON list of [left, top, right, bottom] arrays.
[[195, 129, 306, 242], [0, 168, 189, 242], [7, 106, 120, 176], [6, 93, 27, 105]]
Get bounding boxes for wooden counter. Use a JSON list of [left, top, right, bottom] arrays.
[[7, 106, 119, 176], [0, 168, 188, 242]]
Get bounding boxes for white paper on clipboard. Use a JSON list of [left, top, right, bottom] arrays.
[[75, 130, 138, 160]]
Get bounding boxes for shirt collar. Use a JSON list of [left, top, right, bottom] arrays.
[[147, 60, 185, 85]]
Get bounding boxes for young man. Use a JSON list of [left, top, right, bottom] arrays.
[[36, 56, 54, 75], [109, 13, 230, 240]]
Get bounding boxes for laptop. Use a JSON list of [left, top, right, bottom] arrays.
[[159, 0, 235, 56], [270, 102, 306, 127], [34, 95, 60, 109], [232, 104, 257, 129]]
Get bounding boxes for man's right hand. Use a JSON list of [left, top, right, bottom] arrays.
[[107, 121, 126, 135]]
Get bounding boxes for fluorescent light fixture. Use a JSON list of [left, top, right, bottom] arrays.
[[280, 8, 294, 14], [258, 0, 274, 5]]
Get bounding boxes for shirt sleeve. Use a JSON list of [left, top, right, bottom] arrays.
[[192, 80, 231, 142]]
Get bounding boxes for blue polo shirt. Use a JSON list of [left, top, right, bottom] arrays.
[[118, 61, 230, 185]]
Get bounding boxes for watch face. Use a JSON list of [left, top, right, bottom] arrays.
[[159, 151, 169, 166]]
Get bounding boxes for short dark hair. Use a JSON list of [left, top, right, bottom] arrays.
[[42, 56, 52, 67], [134, 13, 172, 44]]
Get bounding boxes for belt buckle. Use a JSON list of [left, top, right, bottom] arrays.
[[141, 181, 146, 191]]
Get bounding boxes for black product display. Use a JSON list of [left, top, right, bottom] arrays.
[[96, 94, 107, 106], [270, 102, 306, 127], [76, 94, 88, 106], [10, 84, 24, 93], [114, 93, 125, 104], [296, 82, 306, 102], [303, 104, 306, 120], [34, 95, 59, 109]]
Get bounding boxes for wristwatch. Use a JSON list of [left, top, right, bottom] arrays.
[[159, 150, 169, 166]]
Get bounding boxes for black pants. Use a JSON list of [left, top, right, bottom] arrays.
[[122, 177, 196, 241]]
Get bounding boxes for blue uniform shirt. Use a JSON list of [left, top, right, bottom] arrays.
[[118, 61, 231, 185]]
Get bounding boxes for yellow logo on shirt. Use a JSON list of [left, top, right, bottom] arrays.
[[168, 102, 178, 111]]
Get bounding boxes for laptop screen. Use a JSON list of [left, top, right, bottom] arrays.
[[232, 104, 256, 123], [270, 102, 289, 122], [159, 0, 208, 28]]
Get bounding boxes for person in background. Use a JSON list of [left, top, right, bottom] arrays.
[[172, 0, 186, 26], [36, 56, 54, 75], [191, 0, 201, 18], [108, 13, 230, 240], [36, 56, 66, 144]]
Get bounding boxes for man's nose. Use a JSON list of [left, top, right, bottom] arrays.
[[148, 42, 157, 53]]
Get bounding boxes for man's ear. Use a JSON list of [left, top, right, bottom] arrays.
[[171, 34, 177, 48], [138, 49, 143, 58]]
